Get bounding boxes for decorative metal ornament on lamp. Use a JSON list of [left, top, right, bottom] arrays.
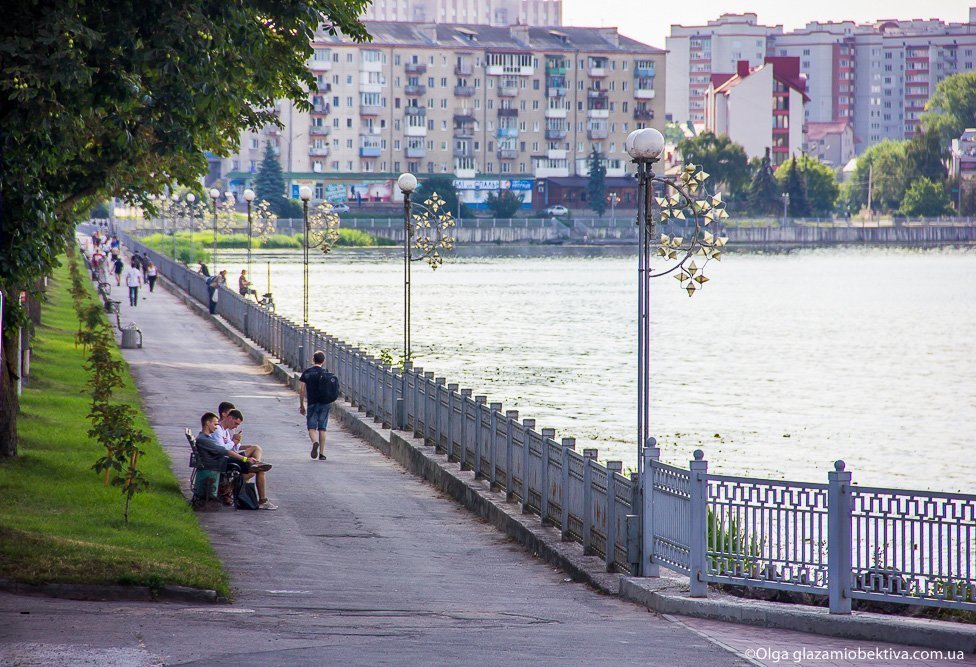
[[396, 172, 455, 364]]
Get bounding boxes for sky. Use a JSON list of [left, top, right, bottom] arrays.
[[561, 1, 974, 49]]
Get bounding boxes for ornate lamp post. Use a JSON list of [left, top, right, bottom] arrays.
[[243, 188, 256, 280], [626, 127, 729, 575], [169, 192, 180, 258], [298, 186, 341, 366], [208, 188, 220, 275]]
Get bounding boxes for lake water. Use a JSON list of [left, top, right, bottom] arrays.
[[219, 244, 976, 493]]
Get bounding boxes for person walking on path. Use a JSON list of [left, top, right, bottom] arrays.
[[207, 270, 225, 315], [146, 261, 158, 293], [113, 255, 124, 286], [123, 259, 143, 307], [299, 350, 338, 461]]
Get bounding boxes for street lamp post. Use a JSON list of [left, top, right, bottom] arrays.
[[298, 187, 342, 368], [208, 188, 220, 275], [608, 192, 620, 224], [782, 192, 791, 226], [183, 193, 196, 261], [626, 127, 729, 578], [244, 188, 256, 282], [170, 192, 179, 258], [299, 186, 312, 369], [397, 172, 418, 363]]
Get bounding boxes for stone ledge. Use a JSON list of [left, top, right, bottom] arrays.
[[0, 579, 218, 604]]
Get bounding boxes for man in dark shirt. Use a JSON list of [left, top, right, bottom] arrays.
[[299, 350, 333, 461]]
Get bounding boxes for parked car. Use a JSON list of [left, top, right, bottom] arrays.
[[329, 202, 350, 213], [546, 205, 569, 216]]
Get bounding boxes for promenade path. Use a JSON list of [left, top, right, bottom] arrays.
[[2, 256, 972, 666]]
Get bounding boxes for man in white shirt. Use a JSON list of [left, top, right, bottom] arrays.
[[123, 260, 143, 306], [214, 405, 275, 510]]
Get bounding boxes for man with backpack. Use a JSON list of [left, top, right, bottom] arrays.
[[299, 350, 339, 461]]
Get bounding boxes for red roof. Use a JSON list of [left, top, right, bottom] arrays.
[[711, 57, 810, 102]]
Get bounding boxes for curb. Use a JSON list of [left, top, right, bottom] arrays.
[[0, 579, 218, 604], [158, 274, 976, 653]]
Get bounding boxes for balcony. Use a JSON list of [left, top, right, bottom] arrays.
[[497, 108, 518, 118], [634, 66, 656, 78], [360, 59, 383, 73], [545, 106, 567, 119], [546, 63, 567, 75], [547, 149, 567, 160], [455, 62, 473, 76], [453, 126, 475, 139], [497, 81, 519, 97], [309, 126, 331, 136], [486, 64, 534, 77], [588, 65, 608, 78], [634, 88, 656, 100], [405, 84, 427, 96], [311, 103, 331, 115], [497, 127, 519, 139], [587, 109, 609, 119], [453, 108, 475, 121], [633, 108, 654, 121], [587, 89, 609, 100], [405, 62, 427, 75], [359, 146, 382, 158], [405, 146, 427, 158], [497, 149, 518, 160], [454, 157, 476, 178], [545, 128, 568, 140], [453, 148, 473, 159], [454, 85, 476, 97], [405, 124, 427, 137], [587, 127, 608, 140], [547, 86, 567, 98], [360, 105, 383, 116], [308, 56, 332, 71], [405, 106, 427, 117], [309, 146, 330, 157], [315, 82, 332, 94]]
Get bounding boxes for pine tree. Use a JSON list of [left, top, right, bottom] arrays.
[[747, 148, 780, 215], [781, 156, 811, 218], [253, 142, 290, 216], [587, 149, 607, 216]]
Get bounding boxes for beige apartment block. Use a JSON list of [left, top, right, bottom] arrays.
[[214, 21, 664, 205], [363, 0, 562, 27]]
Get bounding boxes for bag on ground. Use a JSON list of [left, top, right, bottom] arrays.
[[234, 476, 260, 510]]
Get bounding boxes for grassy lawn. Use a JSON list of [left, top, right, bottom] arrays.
[[0, 256, 229, 597]]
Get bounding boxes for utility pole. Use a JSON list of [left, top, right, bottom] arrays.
[[866, 165, 873, 224]]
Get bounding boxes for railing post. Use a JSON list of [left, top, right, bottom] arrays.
[[435, 378, 447, 453], [520, 419, 536, 513], [459, 388, 472, 469], [446, 382, 459, 460], [828, 460, 853, 614], [560, 437, 575, 540], [489, 402, 502, 489], [505, 410, 519, 501], [540, 428, 555, 524], [473, 395, 487, 477], [422, 371, 434, 443], [582, 448, 597, 554], [606, 461, 622, 572], [642, 439, 660, 577], [688, 449, 708, 598]]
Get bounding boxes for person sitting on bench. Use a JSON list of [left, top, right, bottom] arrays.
[[215, 401, 264, 462], [197, 412, 277, 510]]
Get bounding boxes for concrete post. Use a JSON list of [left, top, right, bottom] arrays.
[[582, 449, 597, 554], [689, 450, 708, 598], [560, 437, 576, 540], [606, 461, 623, 572], [446, 382, 459, 459], [540, 428, 556, 523], [642, 440, 660, 577], [422, 371, 434, 443], [828, 460, 853, 614], [505, 410, 519, 501], [435, 378, 447, 453], [521, 419, 536, 514], [459, 388, 472, 467], [473, 395, 486, 477]]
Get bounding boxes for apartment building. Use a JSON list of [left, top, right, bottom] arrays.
[[214, 21, 665, 208], [705, 58, 807, 167], [668, 9, 976, 152], [362, 0, 561, 27]]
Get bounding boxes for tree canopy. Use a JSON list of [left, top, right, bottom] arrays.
[[774, 154, 839, 217], [898, 178, 952, 217], [676, 132, 749, 195], [846, 141, 910, 214], [921, 71, 976, 147], [485, 190, 524, 218], [415, 175, 470, 219], [0, 0, 371, 456], [746, 149, 781, 216], [586, 150, 607, 216]]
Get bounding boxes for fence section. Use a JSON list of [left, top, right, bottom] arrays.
[[121, 233, 638, 575]]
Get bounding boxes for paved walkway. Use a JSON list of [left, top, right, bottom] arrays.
[[2, 253, 971, 666]]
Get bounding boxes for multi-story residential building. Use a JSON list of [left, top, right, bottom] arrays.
[[705, 58, 807, 167], [213, 21, 665, 209], [804, 120, 855, 168], [666, 13, 783, 126], [362, 0, 561, 26], [669, 9, 976, 153]]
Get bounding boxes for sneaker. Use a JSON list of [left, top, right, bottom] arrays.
[[318, 455, 327, 461], [258, 500, 278, 511], [310, 442, 319, 459], [251, 461, 273, 472]]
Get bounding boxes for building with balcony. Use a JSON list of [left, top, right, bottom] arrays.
[[216, 21, 664, 207], [362, 0, 562, 27]]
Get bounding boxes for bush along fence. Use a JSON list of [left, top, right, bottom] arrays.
[[123, 233, 976, 612]]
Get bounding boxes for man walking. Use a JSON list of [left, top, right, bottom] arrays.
[[123, 259, 143, 307], [299, 350, 339, 461]]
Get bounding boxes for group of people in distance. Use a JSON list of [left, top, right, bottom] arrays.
[[191, 352, 337, 512]]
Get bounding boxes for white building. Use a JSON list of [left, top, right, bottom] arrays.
[[705, 58, 807, 167], [362, 0, 562, 26]]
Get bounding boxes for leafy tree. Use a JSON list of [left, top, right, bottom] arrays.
[[921, 72, 976, 147], [898, 178, 952, 217], [485, 190, 524, 218], [663, 121, 687, 145], [846, 141, 909, 214], [414, 175, 470, 219], [905, 130, 947, 183], [586, 150, 607, 216], [774, 154, 838, 216], [0, 0, 371, 456], [254, 142, 291, 216], [747, 148, 781, 216], [676, 131, 749, 196], [776, 157, 811, 218]]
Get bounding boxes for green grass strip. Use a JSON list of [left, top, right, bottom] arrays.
[[0, 256, 229, 597]]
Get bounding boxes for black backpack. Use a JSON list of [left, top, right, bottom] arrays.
[[319, 371, 340, 404]]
